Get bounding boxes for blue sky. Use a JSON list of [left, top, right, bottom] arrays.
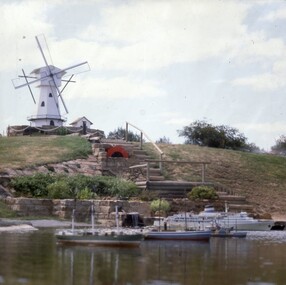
[[1, 0, 286, 150]]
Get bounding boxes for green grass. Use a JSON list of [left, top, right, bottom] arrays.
[[147, 143, 286, 216], [0, 136, 92, 170]]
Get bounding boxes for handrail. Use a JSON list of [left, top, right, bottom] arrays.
[[125, 121, 164, 171], [125, 122, 164, 154]]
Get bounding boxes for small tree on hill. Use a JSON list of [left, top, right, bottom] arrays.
[[107, 127, 141, 142], [156, 136, 172, 144], [271, 135, 286, 155]]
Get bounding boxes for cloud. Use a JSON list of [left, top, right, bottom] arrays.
[[260, 7, 286, 22], [79, 1, 252, 70], [67, 76, 166, 100], [0, 1, 55, 72], [232, 72, 286, 91]]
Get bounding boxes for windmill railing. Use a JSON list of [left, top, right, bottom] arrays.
[[27, 115, 67, 121], [125, 122, 164, 172]]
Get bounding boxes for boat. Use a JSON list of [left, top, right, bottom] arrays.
[[56, 206, 144, 247], [144, 229, 212, 241], [155, 204, 274, 231], [210, 227, 247, 238]]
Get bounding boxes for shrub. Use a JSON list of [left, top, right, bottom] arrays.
[[76, 187, 96, 200], [150, 199, 171, 214], [10, 173, 55, 197], [188, 186, 218, 200], [10, 173, 138, 199], [47, 181, 73, 199]]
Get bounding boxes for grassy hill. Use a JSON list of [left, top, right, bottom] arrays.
[[149, 143, 286, 218], [1, 136, 286, 217], [0, 136, 91, 170]]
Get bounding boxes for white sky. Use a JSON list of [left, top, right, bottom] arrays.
[[1, 0, 286, 150]]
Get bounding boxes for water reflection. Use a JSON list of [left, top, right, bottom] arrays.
[[0, 230, 286, 285]]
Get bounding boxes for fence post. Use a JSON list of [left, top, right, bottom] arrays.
[[159, 153, 163, 173], [147, 162, 150, 182], [125, 122, 129, 142], [140, 132, 143, 150]]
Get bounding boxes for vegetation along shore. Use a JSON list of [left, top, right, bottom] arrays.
[[0, 135, 286, 221]]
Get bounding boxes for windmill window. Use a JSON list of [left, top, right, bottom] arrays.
[[49, 93, 53, 97], [41, 101, 45, 107]]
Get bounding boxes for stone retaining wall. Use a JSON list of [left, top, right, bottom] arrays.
[[4, 197, 151, 226]]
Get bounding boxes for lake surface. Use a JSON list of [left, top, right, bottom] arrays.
[[0, 229, 286, 285]]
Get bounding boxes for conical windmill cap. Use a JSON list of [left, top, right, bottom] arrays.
[[30, 65, 66, 76]]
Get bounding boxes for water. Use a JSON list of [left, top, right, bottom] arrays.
[[0, 229, 286, 285]]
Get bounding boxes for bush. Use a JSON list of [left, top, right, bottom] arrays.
[[10, 173, 138, 199], [76, 187, 96, 200], [10, 173, 55, 197], [150, 199, 171, 214], [47, 181, 73, 199], [188, 186, 218, 200]]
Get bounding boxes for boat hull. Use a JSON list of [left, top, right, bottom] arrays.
[[144, 230, 211, 241], [56, 232, 143, 247]]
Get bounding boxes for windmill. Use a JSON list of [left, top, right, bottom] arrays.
[[12, 34, 89, 127]]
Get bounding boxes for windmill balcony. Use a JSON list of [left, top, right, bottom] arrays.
[[27, 115, 67, 122]]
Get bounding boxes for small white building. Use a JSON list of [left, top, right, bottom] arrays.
[[70, 116, 93, 129]]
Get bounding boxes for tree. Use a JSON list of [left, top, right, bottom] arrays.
[[178, 119, 257, 151], [156, 136, 172, 144], [271, 135, 286, 155], [107, 127, 141, 142]]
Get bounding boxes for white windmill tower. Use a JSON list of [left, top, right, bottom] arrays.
[[12, 35, 89, 127]]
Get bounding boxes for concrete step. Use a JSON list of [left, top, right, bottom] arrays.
[[133, 149, 147, 155], [218, 195, 246, 203], [146, 181, 214, 191], [149, 175, 165, 181], [227, 204, 254, 212]]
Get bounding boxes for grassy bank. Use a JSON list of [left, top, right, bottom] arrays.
[[1, 136, 286, 216], [149, 143, 286, 216], [0, 136, 92, 171]]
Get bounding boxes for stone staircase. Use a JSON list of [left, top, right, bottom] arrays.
[[92, 139, 254, 213], [127, 142, 253, 212]]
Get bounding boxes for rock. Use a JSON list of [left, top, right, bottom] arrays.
[[0, 185, 11, 197]]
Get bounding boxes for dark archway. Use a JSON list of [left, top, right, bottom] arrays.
[[107, 146, 129, 158]]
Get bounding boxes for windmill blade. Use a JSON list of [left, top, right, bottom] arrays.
[[19, 75, 37, 79], [35, 34, 53, 70], [55, 61, 89, 77], [22, 69, 36, 104], [58, 93, 69, 114], [13, 73, 50, 89], [60, 74, 75, 94]]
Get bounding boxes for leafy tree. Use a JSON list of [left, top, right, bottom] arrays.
[[271, 135, 286, 155], [107, 127, 141, 142], [178, 119, 257, 151]]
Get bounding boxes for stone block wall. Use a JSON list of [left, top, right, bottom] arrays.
[[4, 197, 151, 226]]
